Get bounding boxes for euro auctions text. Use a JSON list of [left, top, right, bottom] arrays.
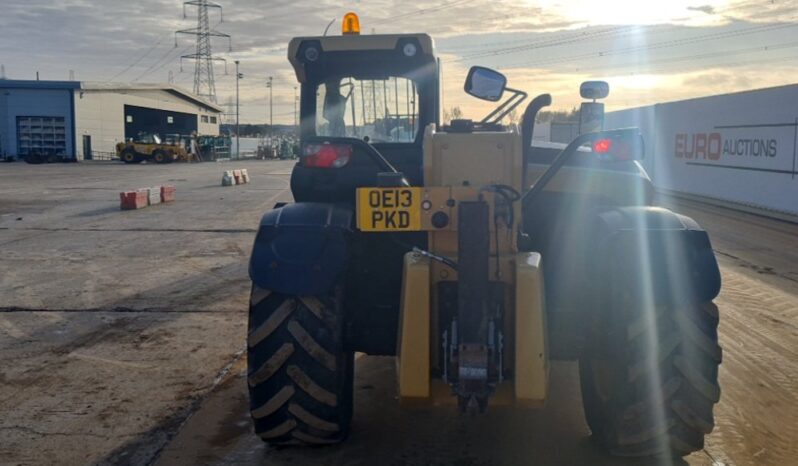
[[675, 133, 778, 160]]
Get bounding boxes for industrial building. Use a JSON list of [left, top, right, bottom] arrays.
[[0, 80, 222, 161]]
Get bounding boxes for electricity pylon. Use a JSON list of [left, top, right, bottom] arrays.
[[175, 0, 231, 103]]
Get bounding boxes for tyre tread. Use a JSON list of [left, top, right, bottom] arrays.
[[247, 287, 351, 446], [580, 300, 721, 458]]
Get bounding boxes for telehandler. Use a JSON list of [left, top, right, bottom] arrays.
[[116, 132, 189, 164], [247, 13, 722, 457]]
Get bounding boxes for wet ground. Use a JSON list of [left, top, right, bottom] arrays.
[[0, 161, 796, 465]]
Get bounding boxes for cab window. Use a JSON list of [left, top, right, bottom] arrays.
[[315, 76, 418, 143]]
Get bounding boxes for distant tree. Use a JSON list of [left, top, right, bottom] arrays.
[[443, 106, 464, 123], [537, 107, 580, 123]]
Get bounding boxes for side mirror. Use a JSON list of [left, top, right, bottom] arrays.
[[580, 81, 609, 100], [464, 66, 507, 102], [579, 101, 604, 134]]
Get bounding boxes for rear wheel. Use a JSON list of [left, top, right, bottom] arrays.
[[579, 295, 722, 457], [152, 150, 168, 164], [121, 149, 140, 164], [247, 285, 354, 445]]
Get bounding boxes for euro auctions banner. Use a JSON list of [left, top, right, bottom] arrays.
[[606, 85, 798, 216]]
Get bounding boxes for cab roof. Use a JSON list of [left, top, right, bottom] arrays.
[[287, 34, 435, 82]]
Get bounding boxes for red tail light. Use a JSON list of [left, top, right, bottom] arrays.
[[592, 139, 612, 153], [301, 143, 353, 168], [592, 137, 636, 161]]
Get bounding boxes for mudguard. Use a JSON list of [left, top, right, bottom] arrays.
[[590, 206, 721, 304], [249, 202, 352, 295]]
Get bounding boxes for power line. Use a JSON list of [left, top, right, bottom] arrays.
[[371, 0, 477, 25], [454, 25, 637, 62], [440, 24, 679, 54], [499, 22, 798, 69], [131, 47, 181, 82], [492, 41, 798, 81], [253, 5, 324, 22], [123, 17, 225, 83], [668, 50, 798, 73], [569, 40, 798, 75], [131, 44, 192, 82], [448, 2, 798, 63], [717, 0, 770, 13], [104, 34, 169, 82]]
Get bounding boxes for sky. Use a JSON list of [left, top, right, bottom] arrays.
[[1, 0, 797, 124]]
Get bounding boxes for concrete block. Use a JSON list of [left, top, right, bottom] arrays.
[[120, 191, 148, 210], [222, 171, 234, 186], [161, 185, 176, 203], [147, 187, 161, 205]]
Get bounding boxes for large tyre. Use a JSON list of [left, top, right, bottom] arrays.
[[580, 294, 722, 457], [247, 285, 354, 445], [120, 149, 140, 164], [152, 150, 168, 164]]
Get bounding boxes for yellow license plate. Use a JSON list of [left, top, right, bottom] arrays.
[[357, 187, 422, 231]]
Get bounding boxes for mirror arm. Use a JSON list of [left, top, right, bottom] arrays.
[[521, 127, 641, 216], [480, 87, 528, 124], [520, 132, 593, 239], [489, 90, 528, 124]]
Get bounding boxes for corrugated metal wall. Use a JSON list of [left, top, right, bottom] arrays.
[[0, 88, 74, 159], [0, 91, 8, 157]]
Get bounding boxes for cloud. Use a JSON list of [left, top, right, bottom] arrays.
[[1, 0, 797, 122], [687, 5, 715, 15]]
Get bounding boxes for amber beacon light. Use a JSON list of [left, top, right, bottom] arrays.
[[342, 12, 361, 35]]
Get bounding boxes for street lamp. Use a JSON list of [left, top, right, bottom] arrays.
[[235, 60, 242, 159], [267, 76, 273, 135], [293, 86, 298, 131]]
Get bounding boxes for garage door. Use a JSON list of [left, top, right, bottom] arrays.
[[17, 116, 67, 156], [124, 105, 197, 141]]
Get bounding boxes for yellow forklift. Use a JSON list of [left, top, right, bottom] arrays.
[[116, 132, 189, 164], [246, 13, 722, 456]]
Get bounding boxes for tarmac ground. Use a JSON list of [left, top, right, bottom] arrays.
[[0, 160, 796, 466]]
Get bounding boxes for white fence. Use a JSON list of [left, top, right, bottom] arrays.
[[606, 84, 798, 216]]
